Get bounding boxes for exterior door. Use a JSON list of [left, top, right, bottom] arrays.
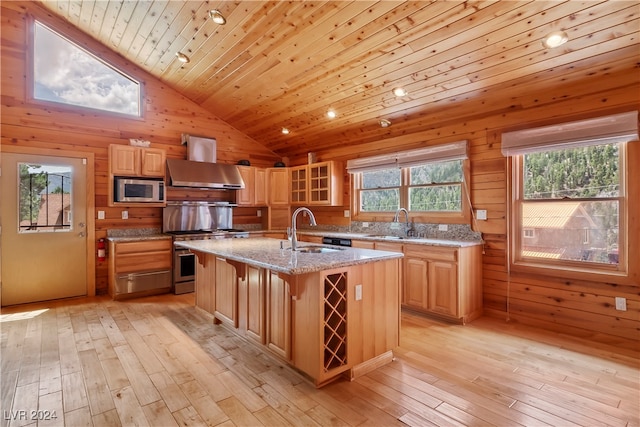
[[1, 152, 88, 305]]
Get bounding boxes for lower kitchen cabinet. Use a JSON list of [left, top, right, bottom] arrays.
[[191, 250, 401, 386], [265, 270, 290, 360], [214, 257, 238, 328], [107, 238, 172, 299], [403, 244, 482, 324]]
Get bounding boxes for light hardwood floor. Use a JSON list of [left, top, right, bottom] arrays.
[[1, 293, 638, 427]]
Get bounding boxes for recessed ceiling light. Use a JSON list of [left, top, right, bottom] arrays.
[[326, 109, 337, 119], [209, 9, 226, 25], [281, 127, 290, 134], [379, 119, 391, 128], [392, 87, 407, 97], [176, 52, 190, 63], [542, 31, 568, 49]]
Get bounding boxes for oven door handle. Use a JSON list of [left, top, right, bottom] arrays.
[[177, 251, 193, 257]]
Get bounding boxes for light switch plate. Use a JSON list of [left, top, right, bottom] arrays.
[[615, 297, 627, 311], [476, 209, 487, 220], [97, 210, 105, 220], [121, 210, 128, 220], [355, 284, 362, 301]]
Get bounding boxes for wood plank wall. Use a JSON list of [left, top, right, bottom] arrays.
[[0, 2, 280, 296], [1, 2, 638, 348], [286, 64, 640, 348]]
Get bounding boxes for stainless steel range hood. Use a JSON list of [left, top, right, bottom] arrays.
[[167, 135, 245, 189], [166, 158, 245, 189]]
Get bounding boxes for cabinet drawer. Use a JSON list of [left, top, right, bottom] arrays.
[[404, 245, 457, 262], [115, 239, 172, 254], [116, 251, 171, 273]]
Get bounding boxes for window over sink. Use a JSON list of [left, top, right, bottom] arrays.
[[347, 141, 470, 223]]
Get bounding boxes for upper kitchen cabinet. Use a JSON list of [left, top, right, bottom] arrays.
[[109, 144, 165, 177], [268, 168, 289, 206], [290, 161, 343, 206], [237, 166, 267, 206]]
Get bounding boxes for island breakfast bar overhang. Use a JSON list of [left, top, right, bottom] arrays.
[[175, 237, 404, 387]]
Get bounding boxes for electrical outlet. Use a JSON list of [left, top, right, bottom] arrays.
[[438, 224, 448, 231], [615, 297, 627, 311], [257, 209, 262, 217], [390, 222, 400, 229], [97, 210, 105, 220], [355, 284, 362, 301], [476, 209, 487, 220], [343, 210, 350, 218], [121, 210, 128, 220], [362, 222, 369, 228]]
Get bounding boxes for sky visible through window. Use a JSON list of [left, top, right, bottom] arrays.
[[33, 21, 140, 116]]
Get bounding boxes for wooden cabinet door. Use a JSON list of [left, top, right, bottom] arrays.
[[427, 260, 458, 317], [214, 257, 237, 328], [308, 161, 343, 206], [404, 256, 429, 308], [110, 145, 140, 175], [236, 166, 254, 205], [254, 168, 267, 206], [195, 252, 216, 314], [245, 265, 264, 344], [265, 270, 290, 360], [140, 148, 165, 176], [290, 166, 307, 205], [268, 168, 290, 205]]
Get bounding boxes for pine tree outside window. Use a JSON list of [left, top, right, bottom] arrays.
[[503, 111, 638, 278], [348, 141, 471, 223]]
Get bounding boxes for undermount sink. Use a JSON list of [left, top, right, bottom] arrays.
[[296, 246, 343, 253]]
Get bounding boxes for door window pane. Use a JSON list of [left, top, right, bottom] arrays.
[[19, 163, 72, 233]]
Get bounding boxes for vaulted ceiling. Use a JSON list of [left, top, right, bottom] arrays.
[[38, 1, 640, 160]]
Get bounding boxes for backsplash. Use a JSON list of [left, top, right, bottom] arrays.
[[107, 228, 162, 237], [302, 221, 482, 241]]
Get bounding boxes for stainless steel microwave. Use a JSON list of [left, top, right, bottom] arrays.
[[114, 177, 165, 203]]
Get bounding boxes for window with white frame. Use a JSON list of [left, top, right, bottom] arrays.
[[502, 111, 637, 275], [348, 141, 470, 222], [32, 20, 141, 117]]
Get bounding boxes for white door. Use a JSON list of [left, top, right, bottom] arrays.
[[1, 153, 88, 305]]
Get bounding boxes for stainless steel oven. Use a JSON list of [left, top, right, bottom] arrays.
[[163, 201, 248, 294], [174, 247, 196, 294]]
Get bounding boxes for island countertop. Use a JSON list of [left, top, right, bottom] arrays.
[[174, 237, 403, 275]]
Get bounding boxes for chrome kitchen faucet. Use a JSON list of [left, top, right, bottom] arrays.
[[290, 207, 317, 251]]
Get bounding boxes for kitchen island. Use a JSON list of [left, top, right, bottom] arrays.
[[175, 238, 403, 387]]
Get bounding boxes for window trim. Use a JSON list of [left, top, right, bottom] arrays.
[[351, 159, 471, 224], [26, 15, 144, 120], [508, 143, 629, 282]]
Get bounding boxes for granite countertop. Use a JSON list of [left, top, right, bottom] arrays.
[[290, 230, 482, 248], [174, 237, 403, 275], [106, 234, 172, 243]]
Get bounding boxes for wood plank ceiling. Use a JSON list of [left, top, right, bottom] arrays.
[[38, 1, 640, 161]]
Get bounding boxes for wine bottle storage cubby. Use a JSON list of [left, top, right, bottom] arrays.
[[323, 272, 347, 371]]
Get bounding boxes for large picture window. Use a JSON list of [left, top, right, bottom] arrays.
[[32, 20, 141, 117], [503, 111, 637, 277], [515, 143, 621, 266]]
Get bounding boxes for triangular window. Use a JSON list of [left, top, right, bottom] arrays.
[[32, 21, 140, 117]]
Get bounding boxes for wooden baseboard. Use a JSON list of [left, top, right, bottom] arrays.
[[348, 350, 394, 381]]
